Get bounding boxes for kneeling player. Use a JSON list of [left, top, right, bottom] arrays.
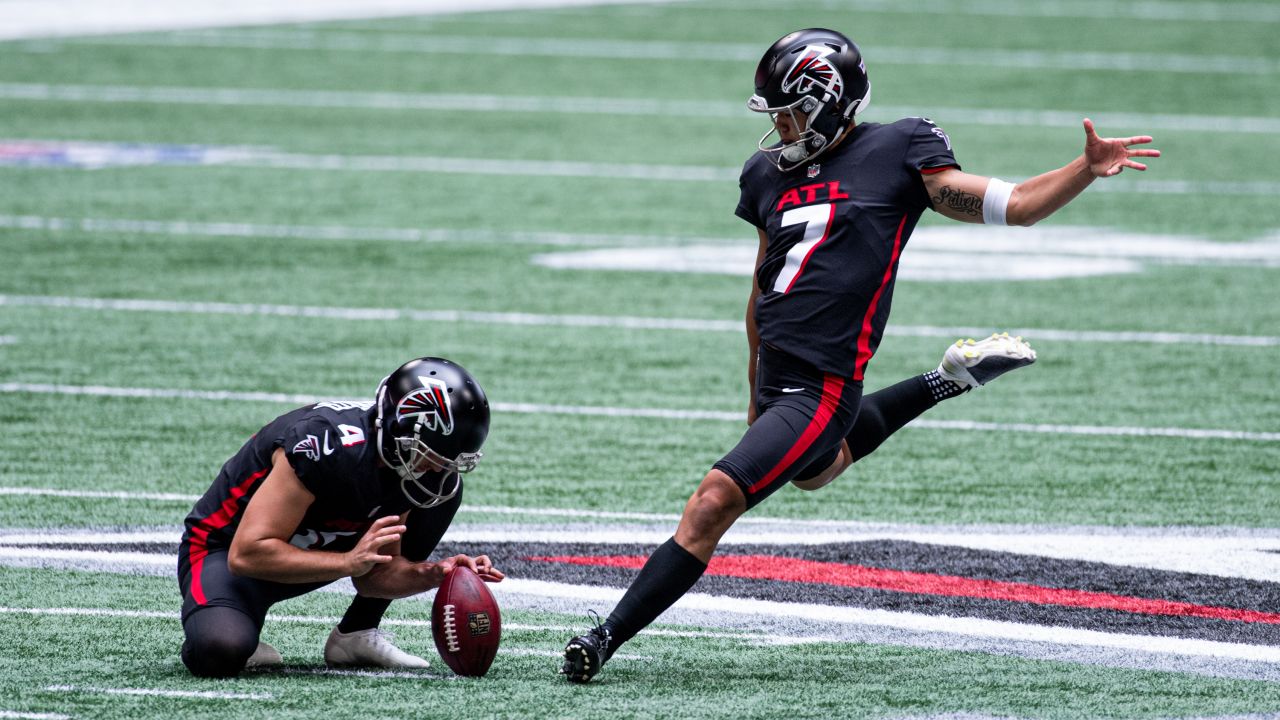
[[178, 357, 504, 678]]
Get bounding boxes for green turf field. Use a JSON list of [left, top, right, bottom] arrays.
[[2, 1, 1279, 718]]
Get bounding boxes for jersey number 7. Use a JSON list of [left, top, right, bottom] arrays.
[[772, 203, 836, 294]]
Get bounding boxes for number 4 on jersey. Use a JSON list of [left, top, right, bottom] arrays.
[[337, 423, 366, 447], [773, 203, 836, 293]]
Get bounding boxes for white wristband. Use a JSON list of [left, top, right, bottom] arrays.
[[982, 178, 1016, 226]]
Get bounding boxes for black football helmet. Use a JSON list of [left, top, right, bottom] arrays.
[[375, 357, 490, 509], [747, 28, 871, 172]]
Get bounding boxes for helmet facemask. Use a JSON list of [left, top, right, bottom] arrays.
[[748, 86, 867, 172], [375, 378, 483, 509]]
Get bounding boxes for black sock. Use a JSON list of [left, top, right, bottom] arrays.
[[848, 372, 961, 461], [338, 595, 392, 633], [605, 537, 708, 651]]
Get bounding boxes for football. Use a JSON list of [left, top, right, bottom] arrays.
[[431, 565, 501, 677]]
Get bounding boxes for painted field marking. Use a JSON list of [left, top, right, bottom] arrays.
[[0, 712, 71, 720], [67, 30, 1280, 76], [4, 83, 1277, 134], [0, 335, 15, 345], [45, 685, 271, 701], [9, 214, 1280, 263], [1, 383, 1275, 442], [1, 140, 1275, 195], [5, 521, 1280, 583], [8, 593, 1280, 671], [694, 0, 1280, 24], [0, 606, 755, 646], [0, 0, 679, 41], [3, 294, 1277, 347], [0, 213, 737, 247]]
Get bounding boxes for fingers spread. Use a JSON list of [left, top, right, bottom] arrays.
[[370, 515, 403, 530]]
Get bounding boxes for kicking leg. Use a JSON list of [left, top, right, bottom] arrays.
[[793, 333, 1036, 491]]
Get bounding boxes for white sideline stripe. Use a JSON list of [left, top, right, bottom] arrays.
[[45, 684, 270, 701], [0, 712, 71, 720], [3, 294, 1278, 347], [69, 30, 1280, 76], [2, 143, 1275, 194], [3, 84, 1276, 135], [2, 383, 1276, 442], [698, 0, 1280, 24], [0, 335, 15, 345]]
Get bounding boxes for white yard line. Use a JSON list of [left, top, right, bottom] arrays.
[[9, 595, 1280, 672], [3, 83, 1278, 135], [0, 382, 1276, 442], [65, 30, 1280, 77], [2, 294, 1277, 347], [0, 213, 721, 247], [0, 0, 681, 41], [0, 712, 71, 720], [693, 0, 1280, 23], [5, 523, 1280, 582], [0, 605, 752, 645], [1, 142, 1274, 194], [45, 684, 271, 701]]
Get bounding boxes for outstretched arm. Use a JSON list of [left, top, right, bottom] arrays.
[[923, 119, 1160, 226]]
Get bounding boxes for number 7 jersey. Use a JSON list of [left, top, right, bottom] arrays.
[[736, 117, 958, 379]]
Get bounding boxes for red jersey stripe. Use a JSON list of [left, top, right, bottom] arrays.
[[919, 165, 957, 175], [853, 213, 907, 381], [187, 467, 270, 606], [747, 374, 845, 494]]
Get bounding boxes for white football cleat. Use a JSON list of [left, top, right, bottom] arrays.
[[324, 627, 430, 669], [938, 332, 1037, 389], [245, 640, 282, 668]]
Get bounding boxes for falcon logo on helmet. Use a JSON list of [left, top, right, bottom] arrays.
[[396, 377, 454, 436], [781, 46, 843, 99]]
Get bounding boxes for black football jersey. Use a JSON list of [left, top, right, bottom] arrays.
[[182, 401, 418, 558], [736, 117, 959, 379]]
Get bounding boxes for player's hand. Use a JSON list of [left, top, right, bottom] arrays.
[[345, 515, 406, 577], [1082, 118, 1160, 178], [431, 554, 506, 585]]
